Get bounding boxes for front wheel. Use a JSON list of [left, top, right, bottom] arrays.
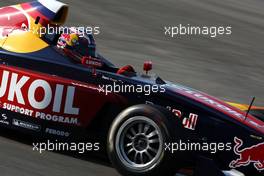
[[107, 104, 182, 176]]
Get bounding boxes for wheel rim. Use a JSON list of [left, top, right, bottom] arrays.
[[115, 116, 164, 171]]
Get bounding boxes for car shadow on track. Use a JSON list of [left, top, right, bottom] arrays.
[[0, 128, 192, 176], [0, 128, 113, 167]]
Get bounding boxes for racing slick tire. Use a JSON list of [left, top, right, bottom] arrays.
[[107, 104, 182, 176]]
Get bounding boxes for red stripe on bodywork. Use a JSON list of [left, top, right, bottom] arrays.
[[21, 2, 49, 26]]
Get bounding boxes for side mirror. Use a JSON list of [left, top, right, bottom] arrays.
[[143, 61, 152, 75], [81, 56, 102, 75]]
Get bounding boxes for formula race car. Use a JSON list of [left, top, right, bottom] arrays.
[[0, 1, 263, 176]]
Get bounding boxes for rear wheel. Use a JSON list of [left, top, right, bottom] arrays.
[[107, 104, 182, 176]]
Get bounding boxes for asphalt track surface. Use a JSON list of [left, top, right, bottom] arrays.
[[1, 0, 264, 176]]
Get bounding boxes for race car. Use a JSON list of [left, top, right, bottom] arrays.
[[0, 1, 263, 176]]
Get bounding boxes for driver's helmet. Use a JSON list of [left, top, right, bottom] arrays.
[[57, 27, 96, 61], [57, 33, 79, 48]]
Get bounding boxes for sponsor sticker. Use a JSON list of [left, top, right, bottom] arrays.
[[35, 112, 78, 125], [45, 128, 70, 137], [0, 70, 80, 115], [12, 119, 41, 131], [147, 102, 199, 131], [182, 113, 198, 130], [169, 106, 199, 130], [0, 113, 9, 125], [229, 137, 264, 171], [0, 69, 81, 125]]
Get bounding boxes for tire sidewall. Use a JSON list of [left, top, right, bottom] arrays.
[[107, 104, 179, 176]]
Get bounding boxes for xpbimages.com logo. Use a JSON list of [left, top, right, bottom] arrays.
[[98, 82, 166, 95], [36, 25, 101, 37], [32, 140, 100, 154], [164, 140, 232, 154], [164, 24, 232, 38]]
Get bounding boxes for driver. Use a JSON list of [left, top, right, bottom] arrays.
[[57, 27, 96, 62], [56, 27, 135, 75]]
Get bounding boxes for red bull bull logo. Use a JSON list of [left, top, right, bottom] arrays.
[[229, 137, 264, 171]]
